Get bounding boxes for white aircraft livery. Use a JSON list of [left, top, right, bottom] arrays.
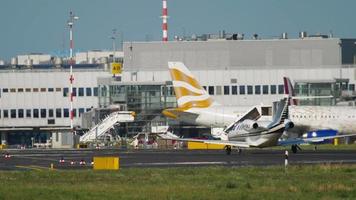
[[284, 77, 356, 135]]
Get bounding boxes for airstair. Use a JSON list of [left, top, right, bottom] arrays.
[[80, 111, 135, 143]]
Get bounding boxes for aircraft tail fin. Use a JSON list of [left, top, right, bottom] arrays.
[[283, 77, 298, 105], [268, 98, 289, 128], [168, 62, 213, 109]]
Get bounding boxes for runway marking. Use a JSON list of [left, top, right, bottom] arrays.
[[13, 156, 59, 162]]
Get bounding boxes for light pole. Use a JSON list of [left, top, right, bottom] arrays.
[[67, 11, 79, 134], [110, 28, 117, 61], [110, 28, 117, 53]]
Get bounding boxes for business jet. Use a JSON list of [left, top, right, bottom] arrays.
[[161, 98, 290, 154]]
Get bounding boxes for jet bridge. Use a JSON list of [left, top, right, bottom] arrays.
[[79, 111, 134, 143]]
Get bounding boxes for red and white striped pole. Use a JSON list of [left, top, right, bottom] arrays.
[[162, 0, 168, 42], [68, 11, 79, 134]]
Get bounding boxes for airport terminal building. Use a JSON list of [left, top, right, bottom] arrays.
[[1, 34, 356, 146]]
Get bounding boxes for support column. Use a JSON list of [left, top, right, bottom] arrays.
[[1, 132, 8, 145]]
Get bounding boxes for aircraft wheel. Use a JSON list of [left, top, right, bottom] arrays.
[[237, 147, 242, 154], [291, 145, 298, 154], [225, 145, 232, 155]]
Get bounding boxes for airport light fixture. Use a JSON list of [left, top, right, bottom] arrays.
[[67, 11, 79, 134]]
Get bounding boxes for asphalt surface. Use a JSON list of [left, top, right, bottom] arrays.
[[1, 148, 356, 170]]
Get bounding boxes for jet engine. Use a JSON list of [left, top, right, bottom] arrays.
[[284, 119, 294, 130], [240, 119, 259, 131]]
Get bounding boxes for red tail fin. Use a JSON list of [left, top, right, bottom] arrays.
[[283, 77, 298, 105]]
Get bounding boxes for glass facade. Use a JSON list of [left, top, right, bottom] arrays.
[[98, 82, 177, 136], [294, 79, 350, 105]]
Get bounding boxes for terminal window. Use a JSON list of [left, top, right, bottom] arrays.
[[263, 85, 269, 94], [239, 85, 245, 95], [255, 85, 261, 94], [63, 109, 69, 118], [78, 88, 84, 96], [216, 86, 222, 95], [93, 87, 98, 96], [86, 87, 92, 96], [3, 110, 8, 118], [40, 109, 46, 118], [48, 109, 54, 118], [33, 109, 39, 118], [63, 88, 69, 97], [79, 108, 85, 117], [10, 109, 16, 118], [271, 85, 276, 94], [18, 109, 24, 118], [247, 85, 253, 95], [208, 86, 214, 95], [26, 109, 31, 118], [224, 86, 230, 95], [278, 85, 284, 94], [56, 109, 62, 118], [232, 86, 238, 95]]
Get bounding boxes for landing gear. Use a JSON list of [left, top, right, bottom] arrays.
[[225, 145, 232, 155], [291, 144, 302, 153], [237, 147, 242, 154]]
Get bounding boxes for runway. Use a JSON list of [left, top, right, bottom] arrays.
[[1, 148, 356, 170]]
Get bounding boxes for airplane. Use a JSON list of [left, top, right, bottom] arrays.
[[282, 77, 356, 152], [162, 61, 272, 132], [161, 97, 290, 154], [283, 77, 356, 135]]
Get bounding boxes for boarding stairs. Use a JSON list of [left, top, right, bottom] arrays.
[[80, 111, 134, 143]]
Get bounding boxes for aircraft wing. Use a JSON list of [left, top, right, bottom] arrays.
[[158, 133, 250, 148], [278, 133, 356, 146], [224, 107, 260, 132]]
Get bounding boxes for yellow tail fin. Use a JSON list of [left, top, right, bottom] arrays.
[[168, 62, 213, 110]]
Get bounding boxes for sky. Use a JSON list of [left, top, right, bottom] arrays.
[[1, 0, 356, 60]]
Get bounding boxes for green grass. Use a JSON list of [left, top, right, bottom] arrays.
[[0, 165, 356, 200]]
